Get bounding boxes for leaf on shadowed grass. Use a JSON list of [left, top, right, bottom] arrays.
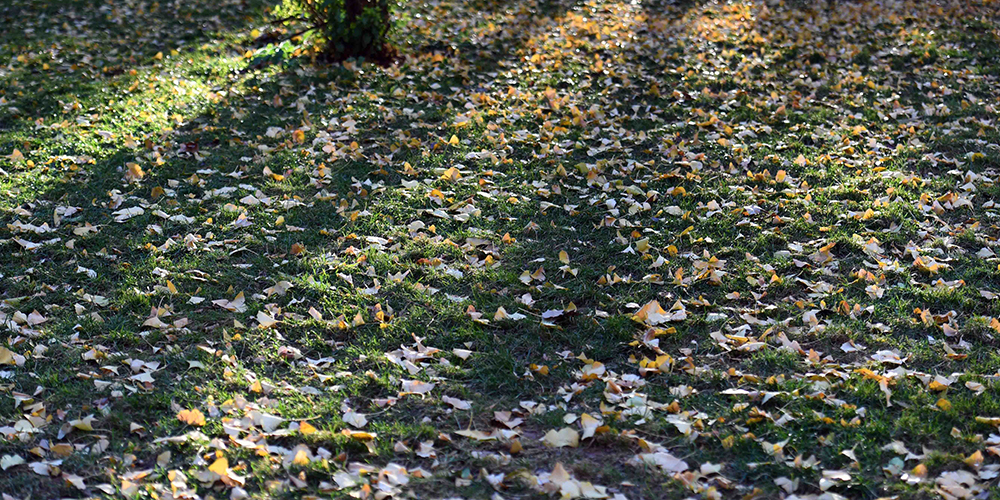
[[125, 163, 144, 182], [635, 451, 688, 473], [400, 379, 435, 395], [442, 395, 472, 410], [0, 347, 25, 366], [70, 415, 95, 431], [112, 206, 144, 222], [1, 454, 25, 470], [580, 413, 602, 440], [632, 299, 685, 325], [212, 292, 246, 313], [62, 472, 86, 490], [264, 280, 293, 296], [456, 429, 496, 441], [256, 310, 278, 328], [343, 410, 368, 428], [51, 444, 73, 457], [542, 427, 579, 448]]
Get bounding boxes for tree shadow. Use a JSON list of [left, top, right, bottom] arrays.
[[2, 0, 1000, 497]]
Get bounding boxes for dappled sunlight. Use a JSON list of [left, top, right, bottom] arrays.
[[0, 0, 265, 212]]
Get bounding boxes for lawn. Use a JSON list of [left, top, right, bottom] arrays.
[[2, 0, 1000, 498]]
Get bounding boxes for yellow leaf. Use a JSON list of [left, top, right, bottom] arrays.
[[440, 166, 461, 181], [928, 379, 949, 391], [208, 457, 228, 476], [177, 409, 206, 427], [126, 162, 144, 182], [632, 299, 685, 325], [965, 450, 984, 467], [299, 421, 318, 435], [70, 415, 95, 431], [292, 448, 310, 466], [0, 347, 16, 365], [635, 238, 650, 253], [510, 439, 522, 454], [494, 306, 508, 320], [341, 429, 377, 440], [51, 444, 74, 457], [263, 166, 285, 181], [559, 250, 569, 264]]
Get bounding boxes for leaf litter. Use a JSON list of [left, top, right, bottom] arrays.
[[1, 0, 1000, 498]]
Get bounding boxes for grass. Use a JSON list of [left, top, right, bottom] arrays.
[[1, 0, 1000, 498]]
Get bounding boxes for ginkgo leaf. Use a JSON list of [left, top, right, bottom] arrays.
[[256, 310, 278, 328], [580, 413, 602, 440], [342, 410, 368, 428], [442, 395, 472, 410], [125, 162, 144, 182], [213, 292, 247, 313], [541, 427, 579, 448], [208, 457, 229, 476], [400, 379, 435, 395], [632, 300, 685, 325], [62, 472, 86, 490], [456, 429, 497, 441], [635, 451, 688, 473], [0, 347, 25, 366], [251, 411, 285, 433], [70, 415, 95, 431], [559, 250, 570, 264], [177, 409, 206, 426], [1, 454, 25, 471]]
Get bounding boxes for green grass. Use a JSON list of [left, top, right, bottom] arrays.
[[1, 0, 1000, 498]]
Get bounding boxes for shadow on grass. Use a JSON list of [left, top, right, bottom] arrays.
[[3, 0, 1000, 497]]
